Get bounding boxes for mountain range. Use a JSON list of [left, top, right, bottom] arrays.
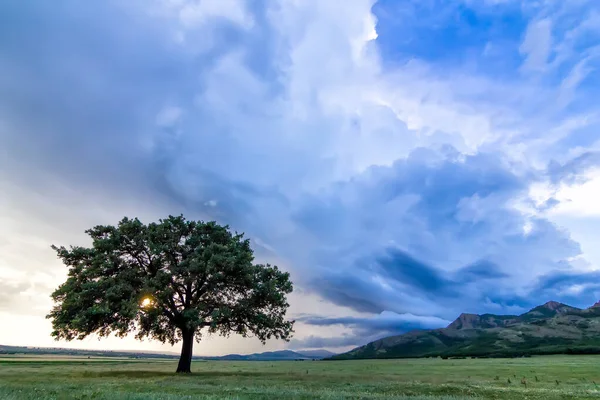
[[332, 301, 600, 360], [0, 344, 335, 361], [202, 349, 336, 361]]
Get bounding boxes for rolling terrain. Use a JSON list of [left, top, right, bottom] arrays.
[[0, 345, 334, 360], [202, 349, 336, 360], [333, 301, 600, 360]]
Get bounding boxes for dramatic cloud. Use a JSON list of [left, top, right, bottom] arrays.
[[291, 311, 451, 349], [288, 149, 583, 320], [1, 0, 600, 354]]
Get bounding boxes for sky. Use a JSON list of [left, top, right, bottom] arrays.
[[1, 0, 600, 356]]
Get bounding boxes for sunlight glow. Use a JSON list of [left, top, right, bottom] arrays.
[[140, 297, 153, 308]]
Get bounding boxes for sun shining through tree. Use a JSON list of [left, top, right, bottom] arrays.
[[140, 297, 153, 308], [47, 215, 294, 373]]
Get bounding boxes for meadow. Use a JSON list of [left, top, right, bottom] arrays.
[[2, 355, 600, 399]]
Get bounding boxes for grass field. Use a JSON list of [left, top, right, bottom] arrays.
[[2, 355, 600, 399]]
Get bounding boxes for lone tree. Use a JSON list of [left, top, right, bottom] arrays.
[[47, 215, 294, 373]]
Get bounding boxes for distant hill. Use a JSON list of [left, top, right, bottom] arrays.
[[203, 350, 335, 361], [293, 349, 336, 359], [0, 345, 334, 361], [331, 301, 600, 360], [0, 345, 179, 359]]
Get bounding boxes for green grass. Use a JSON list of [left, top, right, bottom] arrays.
[[2, 355, 600, 399]]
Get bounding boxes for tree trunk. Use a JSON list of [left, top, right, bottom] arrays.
[[176, 328, 195, 373]]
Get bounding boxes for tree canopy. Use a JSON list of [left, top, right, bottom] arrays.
[[47, 215, 294, 372]]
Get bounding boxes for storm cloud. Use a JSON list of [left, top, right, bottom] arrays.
[[1, 0, 600, 353]]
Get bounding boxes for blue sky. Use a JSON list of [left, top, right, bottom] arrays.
[[1, 0, 600, 355]]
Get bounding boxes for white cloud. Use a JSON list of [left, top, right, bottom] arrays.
[[520, 18, 552, 73], [551, 168, 600, 217], [158, 0, 253, 29], [156, 106, 182, 128], [179, 0, 253, 29]]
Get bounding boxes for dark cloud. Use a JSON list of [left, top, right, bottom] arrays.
[[311, 277, 387, 314], [0, 0, 278, 198], [456, 260, 509, 282], [299, 312, 449, 334], [0, 1, 172, 194], [289, 334, 368, 350], [291, 311, 451, 349], [375, 248, 454, 294], [288, 149, 581, 320], [529, 270, 600, 308]]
